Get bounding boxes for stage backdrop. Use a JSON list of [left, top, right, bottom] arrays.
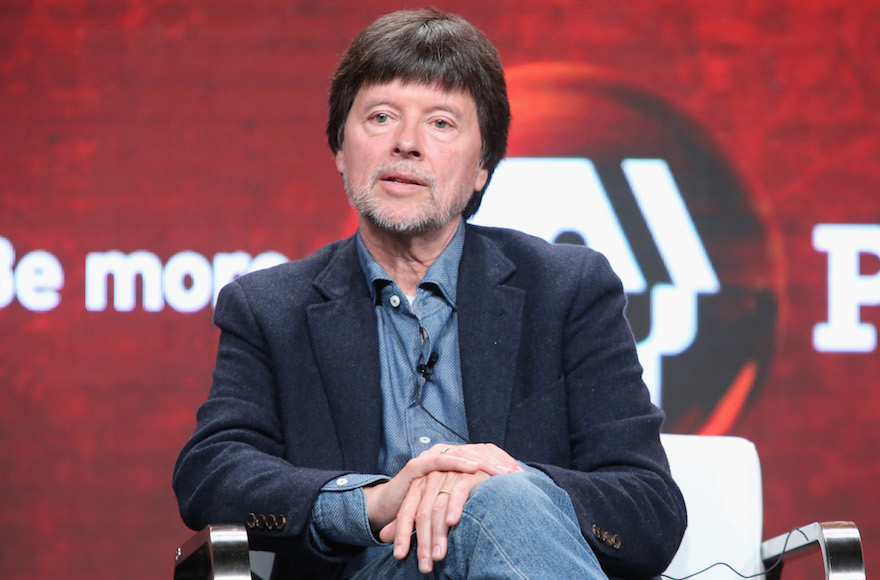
[[1, 1, 877, 578]]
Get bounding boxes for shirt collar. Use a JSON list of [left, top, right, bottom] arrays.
[[356, 218, 466, 307]]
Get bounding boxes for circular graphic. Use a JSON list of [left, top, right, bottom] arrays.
[[475, 62, 780, 433]]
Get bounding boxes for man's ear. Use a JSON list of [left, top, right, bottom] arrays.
[[474, 163, 489, 192], [335, 149, 346, 175]]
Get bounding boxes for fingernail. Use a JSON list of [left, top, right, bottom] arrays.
[[433, 545, 443, 559], [394, 545, 406, 559], [420, 558, 431, 572]]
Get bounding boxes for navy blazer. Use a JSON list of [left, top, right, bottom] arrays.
[[173, 224, 687, 579]]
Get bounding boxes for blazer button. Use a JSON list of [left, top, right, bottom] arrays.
[[591, 524, 621, 550], [246, 513, 257, 529], [265, 514, 276, 530], [275, 514, 286, 531]]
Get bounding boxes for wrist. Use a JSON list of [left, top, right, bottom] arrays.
[[363, 481, 391, 534]]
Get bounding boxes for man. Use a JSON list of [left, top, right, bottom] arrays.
[[174, 8, 687, 579]]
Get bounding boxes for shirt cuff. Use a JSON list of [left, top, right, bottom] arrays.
[[310, 474, 390, 552]]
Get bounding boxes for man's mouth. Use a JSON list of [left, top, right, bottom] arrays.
[[382, 174, 425, 186], [372, 162, 436, 191]]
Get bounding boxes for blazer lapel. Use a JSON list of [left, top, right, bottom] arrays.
[[306, 238, 383, 473], [457, 229, 525, 446]]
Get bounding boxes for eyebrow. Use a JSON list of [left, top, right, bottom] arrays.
[[357, 95, 467, 119]]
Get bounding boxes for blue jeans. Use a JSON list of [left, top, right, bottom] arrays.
[[348, 471, 607, 579]]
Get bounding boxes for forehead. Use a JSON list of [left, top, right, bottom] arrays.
[[352, 79, 478, 112]]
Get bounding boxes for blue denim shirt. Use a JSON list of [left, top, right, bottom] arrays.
[[310, 219, 469, 549]]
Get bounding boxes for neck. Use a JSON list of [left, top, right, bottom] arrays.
[[358, 217, 461, 295]]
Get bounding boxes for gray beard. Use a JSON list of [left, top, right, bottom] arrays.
[[343, 162, 470, 234]]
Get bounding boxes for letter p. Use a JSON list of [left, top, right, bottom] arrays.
[[813, 224, 880, 352]]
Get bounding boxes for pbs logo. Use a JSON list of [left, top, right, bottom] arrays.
[[473, 62, 779, 434]]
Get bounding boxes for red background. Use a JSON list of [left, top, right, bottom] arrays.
[[1, 1, 878, 578]]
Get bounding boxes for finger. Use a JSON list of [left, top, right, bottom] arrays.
[[438, 443, 522, 476], [391, 478, 423, 560], [442, 443, 516, 473], [378, 520, 397, 544], [471, 443, 523, 473], [445, 470, 490, 527], [367, 454, 480, 534], [408, 448, 481, 478], [431, 476, 457, 563], [414, 472, 446, 573]]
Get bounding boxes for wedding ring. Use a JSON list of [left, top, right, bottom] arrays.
[[440, 447, 450, 454], [438, 489, 452, 495]]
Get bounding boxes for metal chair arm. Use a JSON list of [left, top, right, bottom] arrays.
[[174, 524, 252, 580], [172, 520, 865, 580], [760, 521, 864, 580]]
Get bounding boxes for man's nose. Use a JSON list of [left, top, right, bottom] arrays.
[[393, 119, 422, 159]]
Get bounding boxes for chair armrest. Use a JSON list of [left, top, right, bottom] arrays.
[[760, 521, 864, 580], [174, 524, 252, 580]]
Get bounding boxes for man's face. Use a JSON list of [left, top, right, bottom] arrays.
[[335, 79, 489, 234]]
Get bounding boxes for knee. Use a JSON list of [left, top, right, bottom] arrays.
[[455, 470, 585, 550], [472, 470, 543, 496], [466, 470, 567, 515], [448, 472, 604, 578]]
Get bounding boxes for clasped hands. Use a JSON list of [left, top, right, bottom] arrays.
[[363, 443, 523, 574]]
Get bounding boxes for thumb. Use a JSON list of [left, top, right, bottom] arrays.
[[379, 520, 398, 544]]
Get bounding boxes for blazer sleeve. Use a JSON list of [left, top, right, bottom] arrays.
[[530, 251, 687, 579], [171, 279, 355, 565]]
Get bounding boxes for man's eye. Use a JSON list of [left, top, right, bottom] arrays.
[[433, 119, 451, 129], [372, 113, 390, 123]]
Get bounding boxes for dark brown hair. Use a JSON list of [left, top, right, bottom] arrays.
[[327, 8, 510, 218]]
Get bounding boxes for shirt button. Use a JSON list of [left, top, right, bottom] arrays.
[[389, 295, 401, 308], [419, 436, 431, 444], [335, 477, 349, 486]]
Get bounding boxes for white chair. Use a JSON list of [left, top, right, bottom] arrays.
[[174, 434, 865, 580]]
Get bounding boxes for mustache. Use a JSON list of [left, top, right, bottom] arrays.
[[370, 161, 437, 190]]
